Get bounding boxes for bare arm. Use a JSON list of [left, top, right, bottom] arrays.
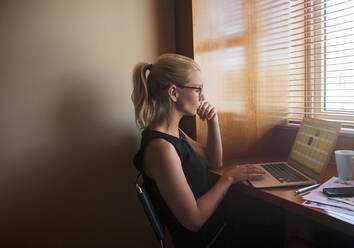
[[143, 138, 265, 232], [182, 100, 223, 169], [205, 114, 223, 168]]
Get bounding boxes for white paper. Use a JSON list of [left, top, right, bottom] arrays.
[[328, 196, 354, 206], [302, 177, 354, 211], [327, 211, 354, 225], [302, 200, 354, 216]]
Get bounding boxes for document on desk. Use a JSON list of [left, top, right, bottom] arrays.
[[303, 201, 354, 216], [303, 201, 354, 225], [301, 176, 354, 225], [301, 176, 354, 211], [328, 196, 354, 206], [327, 211, 354, 225]]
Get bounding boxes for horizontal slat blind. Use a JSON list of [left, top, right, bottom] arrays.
[[193, 0, 247, 113], [193, 0, 354, 129], [255, 0, 290, 122], [288, 0, 354, 128]]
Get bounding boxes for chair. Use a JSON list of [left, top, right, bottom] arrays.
[[135, 173, 165, 248], [135, 173, 227, 248]]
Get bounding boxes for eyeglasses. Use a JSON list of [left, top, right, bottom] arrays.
[[176, 85, 203, 94]]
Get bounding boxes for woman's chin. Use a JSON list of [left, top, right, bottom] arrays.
[[185, 110, 197, 116], [182, 107, 198, 116]]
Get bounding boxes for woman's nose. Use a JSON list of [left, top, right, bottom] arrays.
[[199, 92, 205, 101]]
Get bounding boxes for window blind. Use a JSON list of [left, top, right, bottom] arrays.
[[288, 0, 354, 128], [192, 0, 354, 129], [255, 0, 290, 123]]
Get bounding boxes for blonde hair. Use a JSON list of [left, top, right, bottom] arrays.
[[131, 53, 200, 129]]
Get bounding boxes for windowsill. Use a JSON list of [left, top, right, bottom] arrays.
[[277, 124, 354, 139]]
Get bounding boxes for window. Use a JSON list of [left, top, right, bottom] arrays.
[[289, 0, 354, 128], [190, 0, 354, 158]]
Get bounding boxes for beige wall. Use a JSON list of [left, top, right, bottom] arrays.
[[0, 0, 175, 247]]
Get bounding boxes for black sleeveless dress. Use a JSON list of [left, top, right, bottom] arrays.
[[133, 129, 224, 247]]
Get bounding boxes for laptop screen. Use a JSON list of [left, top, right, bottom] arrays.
[[288, 118, 341, 175]]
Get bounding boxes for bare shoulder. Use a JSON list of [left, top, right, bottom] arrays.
[[143, 138, 180, 178]]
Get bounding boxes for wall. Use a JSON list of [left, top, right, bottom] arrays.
[[0, 0, 175, 247]]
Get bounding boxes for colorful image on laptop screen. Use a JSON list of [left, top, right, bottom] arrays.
[[288, 120, 339, 174]]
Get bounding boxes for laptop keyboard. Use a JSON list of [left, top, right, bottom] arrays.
[[260, 163, 308, 183]]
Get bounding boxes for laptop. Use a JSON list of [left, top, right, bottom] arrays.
[[249, 118, 341, 188]]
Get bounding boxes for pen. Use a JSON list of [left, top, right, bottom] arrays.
[[295, 183, 320, 194]]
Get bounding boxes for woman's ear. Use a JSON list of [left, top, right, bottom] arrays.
[[167, 84, 178, 102]]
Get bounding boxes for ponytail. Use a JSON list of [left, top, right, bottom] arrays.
[[131, 63, 153, 129]]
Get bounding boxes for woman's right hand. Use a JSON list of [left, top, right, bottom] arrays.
[[222, 164, 265, 184]]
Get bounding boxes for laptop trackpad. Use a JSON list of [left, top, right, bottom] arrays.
[[249, 164, 282, 188]]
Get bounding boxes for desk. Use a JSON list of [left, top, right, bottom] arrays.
[[212, 157, 354, 237]]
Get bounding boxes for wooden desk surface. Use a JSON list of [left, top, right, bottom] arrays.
[[212, 157, 354, 237]]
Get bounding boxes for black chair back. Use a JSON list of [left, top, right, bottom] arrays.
[[136, 174, 165, 247]]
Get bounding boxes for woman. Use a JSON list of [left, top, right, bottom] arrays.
[[132, 54, 279, 247]]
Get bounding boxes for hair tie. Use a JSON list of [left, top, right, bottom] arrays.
[[147, 64, 152, 71]]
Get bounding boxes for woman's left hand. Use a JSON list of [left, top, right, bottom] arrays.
[[197, 101, 217, 121]]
